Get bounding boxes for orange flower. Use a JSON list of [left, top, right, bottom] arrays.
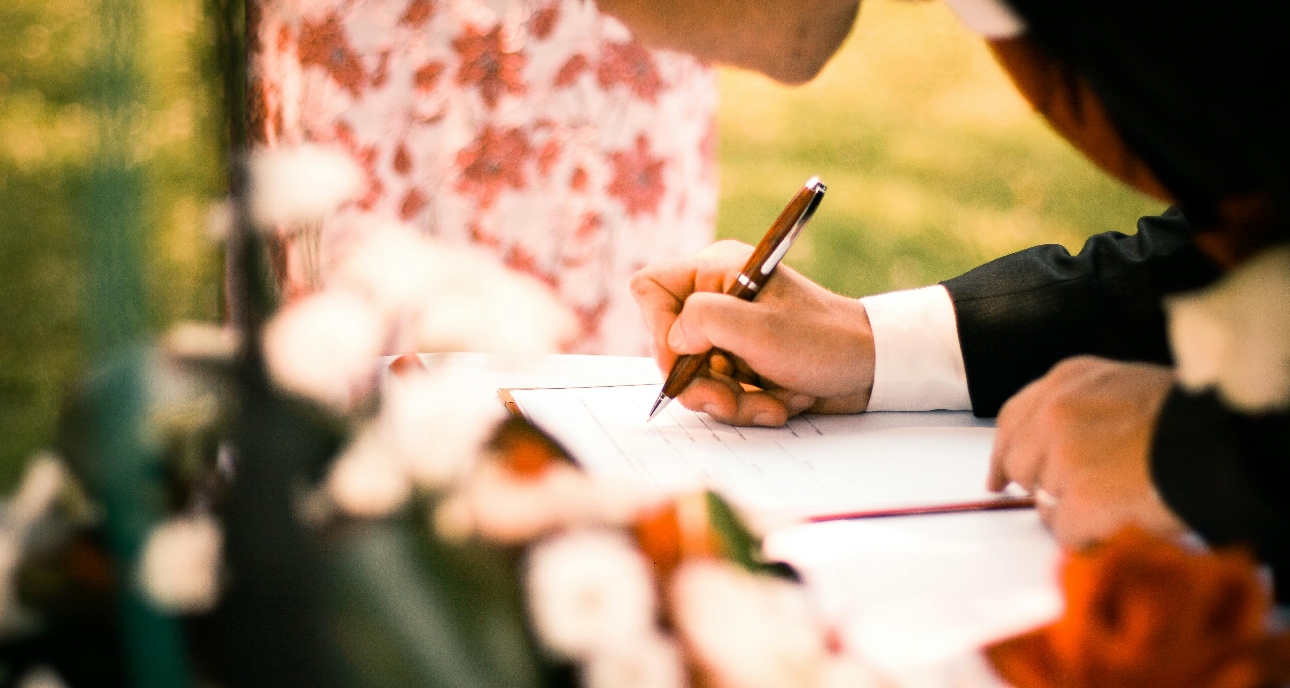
[[487, 416, 569, 479], [986, 527, 1289, 688], [387, 352, 426, 377], [633, 493, 721, 583]]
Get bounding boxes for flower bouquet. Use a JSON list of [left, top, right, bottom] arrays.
[[7, 136, 1290, 688]]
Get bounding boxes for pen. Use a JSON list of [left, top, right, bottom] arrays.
[[647, 176, 827, 421]]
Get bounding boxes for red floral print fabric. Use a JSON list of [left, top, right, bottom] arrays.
[[249, 0, 718, 354]]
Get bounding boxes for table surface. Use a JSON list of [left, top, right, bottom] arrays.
[[412, 353, 1062, 683]]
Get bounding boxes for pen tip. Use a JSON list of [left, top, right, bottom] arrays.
[[647, 394, 670, 422]]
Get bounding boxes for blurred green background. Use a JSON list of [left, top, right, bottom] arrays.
[[0, 0, 1162, 488], [1, 0, 226, 489]]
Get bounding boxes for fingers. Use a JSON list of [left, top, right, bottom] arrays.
[[631, 241, 755, 373], [988, 358, 1103, 492], [675, 376, 795, 426], [765, 386, 818, 416], [1041, 485, 1116, 553], [988, 357, 1181, 551], [988, 378, 1050, 492], [633, 276, 682, 372], [667, 292, 768, 357]]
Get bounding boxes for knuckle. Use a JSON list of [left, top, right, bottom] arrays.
[[1044, 394, 1078, 424], [1051, 355, 1099, 378], [996, 397, 1020, 424], [684, 292, 721, 318], [996, 396, 1030, 431], [628, 269, 650, 295]]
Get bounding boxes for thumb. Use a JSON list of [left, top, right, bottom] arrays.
[[667, 292, 765, 356]]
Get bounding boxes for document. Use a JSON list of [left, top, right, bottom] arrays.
[[764, 510, 1062, 676], [507, 384, 1026, 523]]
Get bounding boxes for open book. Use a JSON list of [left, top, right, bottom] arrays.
[[505, 384, 1030, 523]]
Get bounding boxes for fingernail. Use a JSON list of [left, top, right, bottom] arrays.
[[667, 324, 685, 351], [790, 394, 813, 411], [702, 405, 718, 417], [753, 413, 777, 427]]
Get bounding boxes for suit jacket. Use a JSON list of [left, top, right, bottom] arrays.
[[942, 209, 1290, 600]]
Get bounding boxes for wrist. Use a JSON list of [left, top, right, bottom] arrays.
[[844, 297, 876, 406], [795, 292, 874, 415]]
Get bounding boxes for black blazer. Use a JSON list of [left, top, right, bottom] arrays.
[[942, 208, 1290, 600]]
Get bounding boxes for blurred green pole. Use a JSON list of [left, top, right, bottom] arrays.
[[84, 0, 191, 683], [212, 0, 255, 332]]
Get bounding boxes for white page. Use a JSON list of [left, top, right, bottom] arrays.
[[764, 510, 1062, 680], [510, 384, 1020, 522]]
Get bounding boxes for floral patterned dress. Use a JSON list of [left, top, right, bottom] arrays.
[[249, 0, 719, 354]]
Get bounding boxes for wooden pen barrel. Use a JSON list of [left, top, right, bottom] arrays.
[[661, 350, 711, 398], [659, 178, 823, 402]]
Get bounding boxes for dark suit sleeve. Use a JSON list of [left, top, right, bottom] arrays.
[[941, 207, 1220, 417], [941, 208, 1290, 598], [1152, 390, 1290, 601]]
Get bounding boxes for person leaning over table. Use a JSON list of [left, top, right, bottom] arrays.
[[618, 0, 1290, 598]]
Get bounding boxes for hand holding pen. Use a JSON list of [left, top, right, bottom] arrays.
[[647, 177, 826, 420]]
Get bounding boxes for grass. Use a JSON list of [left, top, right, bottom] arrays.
[[1, 0, 224, 489]]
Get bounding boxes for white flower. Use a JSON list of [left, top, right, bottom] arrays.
[[15, 666, 70, 688], [435, 461, 576, 543], [582, 633, 687, 688], [379, 368, 506, 489], [413, 245, 577, 356], [262, 289, 386, 409], [204, 198, 234, 242], [332, 226, 577, 357], [672, 560, 832, 688], [326, 428, 413, 518], [1167, 246, 1290, 411], [335, 228, 580, 356], [332, 223, 438, 315], [474, 271, 578, 356], [819, 655, 886, 688], [434, 461, 657, 543], [1, 530, 26, 634], [526, 529, 658, 659], [432, 494, 476, 543], [139, 514, 223, 614], [4, 453, 66, 534], [163, 322, 239, 362], [2, 454, 67, 634], [880, 651, 1006, 688], [249, 143, 363, 227]]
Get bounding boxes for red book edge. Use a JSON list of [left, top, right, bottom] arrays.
[[805, 496, 1036, 523]]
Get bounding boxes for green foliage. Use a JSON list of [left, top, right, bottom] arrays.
[[705, 491, 799, 581], [323, 517, 544, 688], [1, 0, 226, 490], [1, 0, 95, 491]]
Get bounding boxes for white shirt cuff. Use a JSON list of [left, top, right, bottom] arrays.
[[860, 285, 972, 412]]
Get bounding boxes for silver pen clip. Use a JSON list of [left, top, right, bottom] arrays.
[[759, 177, 826, 276]]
